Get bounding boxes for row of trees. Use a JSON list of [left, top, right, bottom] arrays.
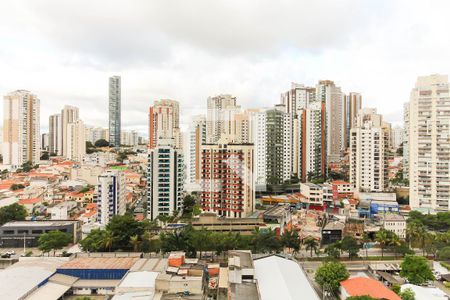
[[0, 203, 27, 226], [79, 215, 315, 256]]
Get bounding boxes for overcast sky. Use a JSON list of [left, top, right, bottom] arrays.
[[1, 0, 449, 135]]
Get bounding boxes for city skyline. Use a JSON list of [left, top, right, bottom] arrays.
[[1, 1, 450, 134]]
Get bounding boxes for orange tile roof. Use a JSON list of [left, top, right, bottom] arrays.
[[341, 277, 401, 300], [83, 210, 97, 218], [332, 180, 350, 185], [18, 198, 42, 205], [85, 203, 96, 210]]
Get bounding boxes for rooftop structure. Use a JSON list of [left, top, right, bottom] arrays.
[[340, 277, 401, 300]]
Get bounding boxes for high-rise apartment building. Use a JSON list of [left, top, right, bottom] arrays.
[[95, 170, 126, 225], [344, 92, 362, 149], [109, 75, 121, 147], [206, 94, 241, 143], [61, 105, 79, 157], [254, 107, 292, 188], [350, 108, 390, 192], [85, 127, 108, 144], [66, 119, 86, 162], [147, 139, 184, 220], [121, 130, 139, 146], [304, 101, 327, 180], [49, 114, 62, 155], [406, 74, 450, 211], [41, 133, 49, 152], [200, 142, 255, 218], [3, 90, 40, 167], [188, 115, 206, 184], [403, 103, 410, 180], [148, 99, 181, 149], [317, 80, 345, 162], [391, 125, 404, 150]]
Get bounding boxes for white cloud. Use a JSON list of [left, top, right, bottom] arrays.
[[0, 0, 449, 134]]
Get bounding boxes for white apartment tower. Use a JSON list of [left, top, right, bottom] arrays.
[[406, 74, 450, 211], [49, 114, 62, 155], [66, 119, 86, 162], [254, 106, 292, 188], [350, 108, 390, 192], [3, 90, 40, 167], [391, 125, 404, 150], [344, 92, 362, 149], [147, 139, 184, 220], [188, 115, 207, 184], [61, 105, 79, 157], [206, 94, 241, 143], [317, 80, 345, 162], [95, 170, 126, 225]]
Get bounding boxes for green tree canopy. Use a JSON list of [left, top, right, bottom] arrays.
[[38, 230, 72, 255], [94, 139, 109, 147], [106, 215, 145, 250], [400, 255, 434, 285], [314, 261, 349, 293], [340, 236, 359, 259], [437, 246, 450, 260], [399, 288, 415, 300], [0, 203, 27, 225], [281, 230, 301, 253]]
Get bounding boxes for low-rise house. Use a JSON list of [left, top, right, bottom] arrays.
[[321, 221, 345, 245], [340, 277, 401, 300]]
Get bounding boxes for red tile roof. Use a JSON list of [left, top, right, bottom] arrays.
[[341, 277, 401, 300], [18, 198, 42, 205]]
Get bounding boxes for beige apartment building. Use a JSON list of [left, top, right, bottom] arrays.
[[406, 74, 450, 211], [3, 90, 40, 167]]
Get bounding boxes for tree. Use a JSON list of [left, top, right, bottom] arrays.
[[314, 261, 349, 293], [130, 235, 141, 252], [182, 195, 196, 217], [40, 152, 50, 160], [106, 215, 144, 250], [94, 139, 109, 147], [303, 236, 319, 257], [38, 230, 72, 256], [389, 233, 402, 259], [102, 230, 115, 252], [10, 183, 25, 191], [361, 232, 371, 259], [20, 161, 33, 172], [281, 230, 301, 253], [0, 203, 27, 225], [324, 243, 341, 259], [400, 255, 434, 285], [340, 236, 359, 259], [437, 246, 450, 260], [79, 229, 107, 252], [399, 288, 415, 300], [376, 229, 391, 258]]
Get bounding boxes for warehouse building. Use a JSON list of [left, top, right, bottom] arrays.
[[0, 220, 82, 248]]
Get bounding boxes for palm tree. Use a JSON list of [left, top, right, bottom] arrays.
[[376, 229, 390, 258], [390, 233, 401, 259], [102, 230, 114, 252], [303, 236, 319, 257], [361, 233, 371, 260], [406, 221, 426, 251], [130, 235, 140, 252]]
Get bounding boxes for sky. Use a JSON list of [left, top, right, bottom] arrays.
[[1, 0, 450, 135]]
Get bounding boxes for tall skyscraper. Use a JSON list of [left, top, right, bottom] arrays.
[[317, 80, 345, 162], [304, 101, 327, 180], [61, 105, 79, 157], [109, 75, 121, 147], [188, 115, 206, 184], [350, 108, 390, 192], [200, 141, 255, 218], [3, 90, 40, 167], [148, 99, 181, 149], [406, 74, 450, 211], [49, 113, 62, 155], [95, 170, 126, 225], [147, 138, 184, 220], [66, 119, 86, 162], [206, 94, 241, 143], [344, 92, 362, 149], [403, 103, 410, 180]]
